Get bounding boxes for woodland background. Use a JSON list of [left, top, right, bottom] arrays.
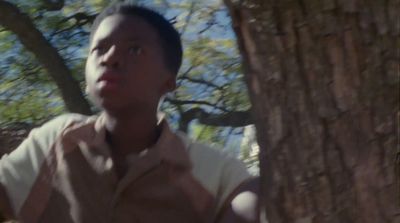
[[0, 0, 398, 222]]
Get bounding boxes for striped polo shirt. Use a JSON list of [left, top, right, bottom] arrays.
[[0, 113, 250, 222]]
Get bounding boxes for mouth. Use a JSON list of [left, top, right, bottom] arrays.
[[96, 72, 122, 92], [98, 71, 122, 82]]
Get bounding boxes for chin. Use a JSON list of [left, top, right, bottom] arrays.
[[89, 91, 119, 111], [102, 101, 149, 117], [99, 100, 124, 114]]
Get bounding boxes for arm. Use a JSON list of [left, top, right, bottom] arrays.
[[213, 156, 260, 223], [215, 177, 260, 223], [0, 182, 15, 220], [0, 114, 85, 219]]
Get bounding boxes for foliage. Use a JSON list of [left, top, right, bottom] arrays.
[[239, 125, 259, 175], [0, 0, 256, 168]]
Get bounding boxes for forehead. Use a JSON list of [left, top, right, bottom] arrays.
[[92, 14, 159, 44]]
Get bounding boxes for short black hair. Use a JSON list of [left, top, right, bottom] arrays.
[[90, 3, 183, 76]]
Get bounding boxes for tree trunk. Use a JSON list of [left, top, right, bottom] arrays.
[[0, 0, 92, 115], [224, 0, 399, 222]]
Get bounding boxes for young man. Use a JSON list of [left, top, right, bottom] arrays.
[[0, 3, 258, 223]]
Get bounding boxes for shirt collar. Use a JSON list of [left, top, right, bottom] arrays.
[[91, 112, 192, 168]]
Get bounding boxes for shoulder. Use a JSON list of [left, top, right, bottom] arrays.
[[34, 113, 92, 136], [7, 113, 91, 155], [0, 113, 94, 215], [13, 113, 91, 151], [177, 132, 242, 172]]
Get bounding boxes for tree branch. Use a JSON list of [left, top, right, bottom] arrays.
[[179, 107, 253, 132], [165, 97, 229, 112], [60, 12, 97, 25], [0, 0, 92, 115], [179, 1, 196, 36], [179, 75, 225, 90], [41, 0, 64, 11]]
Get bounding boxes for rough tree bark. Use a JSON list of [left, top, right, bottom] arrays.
[[224, 0, 399, 223], [0, 0, 92, 115]]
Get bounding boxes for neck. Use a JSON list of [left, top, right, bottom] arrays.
[[103, 111, 160, 156]]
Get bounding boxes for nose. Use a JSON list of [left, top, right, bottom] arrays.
[[100, 45, 121, 68]]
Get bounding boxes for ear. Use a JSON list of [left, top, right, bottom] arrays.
[[160, 75, 176, 95]]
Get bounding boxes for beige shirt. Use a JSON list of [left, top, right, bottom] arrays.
[[0, 113, 250, 223]]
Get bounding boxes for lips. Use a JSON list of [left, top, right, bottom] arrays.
[[96, 71, 122, 92], [98, 71, 122, 82]]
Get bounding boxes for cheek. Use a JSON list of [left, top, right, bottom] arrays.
[[84, 61, 101, 106], [85, 59, 96, 87]]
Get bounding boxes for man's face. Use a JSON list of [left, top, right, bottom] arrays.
[[85, 14, 175, 115]]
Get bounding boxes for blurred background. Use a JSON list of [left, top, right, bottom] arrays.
[[0, 0, 260, 174], [1, 0, 398, 222]]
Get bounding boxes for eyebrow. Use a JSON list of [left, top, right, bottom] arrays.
[[123, 36, 148, 44]]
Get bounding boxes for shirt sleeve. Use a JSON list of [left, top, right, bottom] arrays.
[[217, 156, 251, 211], [0, 114, 84, 217]]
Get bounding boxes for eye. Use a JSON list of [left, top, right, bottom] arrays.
[[128, 46, 142, 56], [91, 45, 107, 54]]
